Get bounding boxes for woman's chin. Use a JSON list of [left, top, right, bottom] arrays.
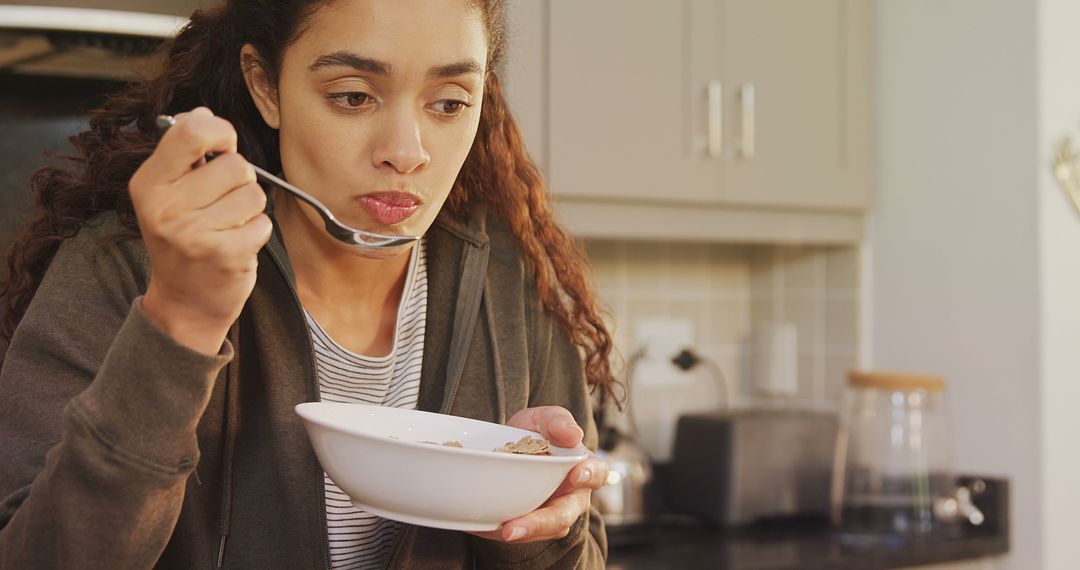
[[337, 238, 416, 261]]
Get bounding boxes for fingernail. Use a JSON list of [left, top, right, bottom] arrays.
[[576, 468, 592, 485], [507, 527, 525, 541]]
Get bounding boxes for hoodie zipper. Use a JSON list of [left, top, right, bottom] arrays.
[[436, 243, 489, 417], [385, 524, 411, 567], [265, 246, 332, 570]]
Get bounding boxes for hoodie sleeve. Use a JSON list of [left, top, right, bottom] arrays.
[[0, 220, 232, 569], [468, 296, 608, 570]]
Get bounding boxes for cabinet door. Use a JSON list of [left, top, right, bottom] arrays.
[[545, 1, 718, 203], [720, 0, 871, 210]]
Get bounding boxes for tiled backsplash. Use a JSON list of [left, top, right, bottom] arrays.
[[749, 246, 861, 406], [585, 240, 860, 412]]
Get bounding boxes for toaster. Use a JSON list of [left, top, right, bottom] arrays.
[[665, 409, 839, 526]]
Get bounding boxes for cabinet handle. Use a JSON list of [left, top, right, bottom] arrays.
[[740, 83, 755, 160], [707, 80, 723, 158]]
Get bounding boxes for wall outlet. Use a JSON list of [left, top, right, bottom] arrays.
[[634, 318, 694, 368], [630, 318, 697, 462]]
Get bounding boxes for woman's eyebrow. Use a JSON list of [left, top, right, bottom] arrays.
[[427, 60, 484, 80], [308, 51, 482, 81], [309, 51, 393, 75]]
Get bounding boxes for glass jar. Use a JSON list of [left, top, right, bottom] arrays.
[[835, 370, 959, 546]]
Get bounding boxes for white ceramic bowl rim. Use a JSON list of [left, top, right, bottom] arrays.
[[294, 402, 590, 464]]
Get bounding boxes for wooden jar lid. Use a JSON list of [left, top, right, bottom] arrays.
[[848, 370, 946, 392]]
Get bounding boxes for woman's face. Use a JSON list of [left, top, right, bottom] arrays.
[[250, 0, 487, 257]]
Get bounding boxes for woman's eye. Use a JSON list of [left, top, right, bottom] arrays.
[[328, 92, 374, 110], [433, 100, 470, 117]]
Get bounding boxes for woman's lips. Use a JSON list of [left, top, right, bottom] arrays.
[[359, 192, 421, 225]]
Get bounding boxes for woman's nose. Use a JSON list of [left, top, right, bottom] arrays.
[[371, 110, 430, 174]]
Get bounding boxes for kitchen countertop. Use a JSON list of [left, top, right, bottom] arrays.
[[606, 476, 1009, 570]]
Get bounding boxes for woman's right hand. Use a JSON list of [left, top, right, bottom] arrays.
[[130, 107, 273, 355]]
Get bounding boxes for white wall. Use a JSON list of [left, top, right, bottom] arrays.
[[1037, 0, 1080, 568], [872, 1, 1041, 569]]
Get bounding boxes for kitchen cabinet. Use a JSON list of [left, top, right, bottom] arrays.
[[7, 0, 210, 17], [720, 0, 871, 210], [8, 0, 210, 17], [543, 0, 712, 204], [503, 0, 872, 243]]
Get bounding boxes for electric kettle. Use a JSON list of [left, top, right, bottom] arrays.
[[593, 407, 653, 530]]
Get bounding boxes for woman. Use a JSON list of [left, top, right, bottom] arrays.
[[0, 0, 617, 568]]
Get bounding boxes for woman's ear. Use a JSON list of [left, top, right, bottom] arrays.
[[241, 44, 281, 129]]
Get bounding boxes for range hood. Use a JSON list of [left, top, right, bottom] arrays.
[[0, 5, 189, 80]]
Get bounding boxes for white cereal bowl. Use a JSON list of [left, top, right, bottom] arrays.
[[294, 402, 590, 531]]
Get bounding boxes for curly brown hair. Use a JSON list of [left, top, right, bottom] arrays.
[[0, 0, 618, 403]]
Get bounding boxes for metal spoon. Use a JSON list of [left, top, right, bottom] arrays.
[[155, 115, 419, 250]]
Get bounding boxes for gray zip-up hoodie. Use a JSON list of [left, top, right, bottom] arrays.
[[0, 205, 606, 568]]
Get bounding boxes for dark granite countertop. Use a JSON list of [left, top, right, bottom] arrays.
[[606, 477, 1009, 570]]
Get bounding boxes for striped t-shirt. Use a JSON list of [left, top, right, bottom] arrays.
[[303, 238, 427, 570]]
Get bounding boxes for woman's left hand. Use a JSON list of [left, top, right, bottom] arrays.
[[469, 406, 609, 544]]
